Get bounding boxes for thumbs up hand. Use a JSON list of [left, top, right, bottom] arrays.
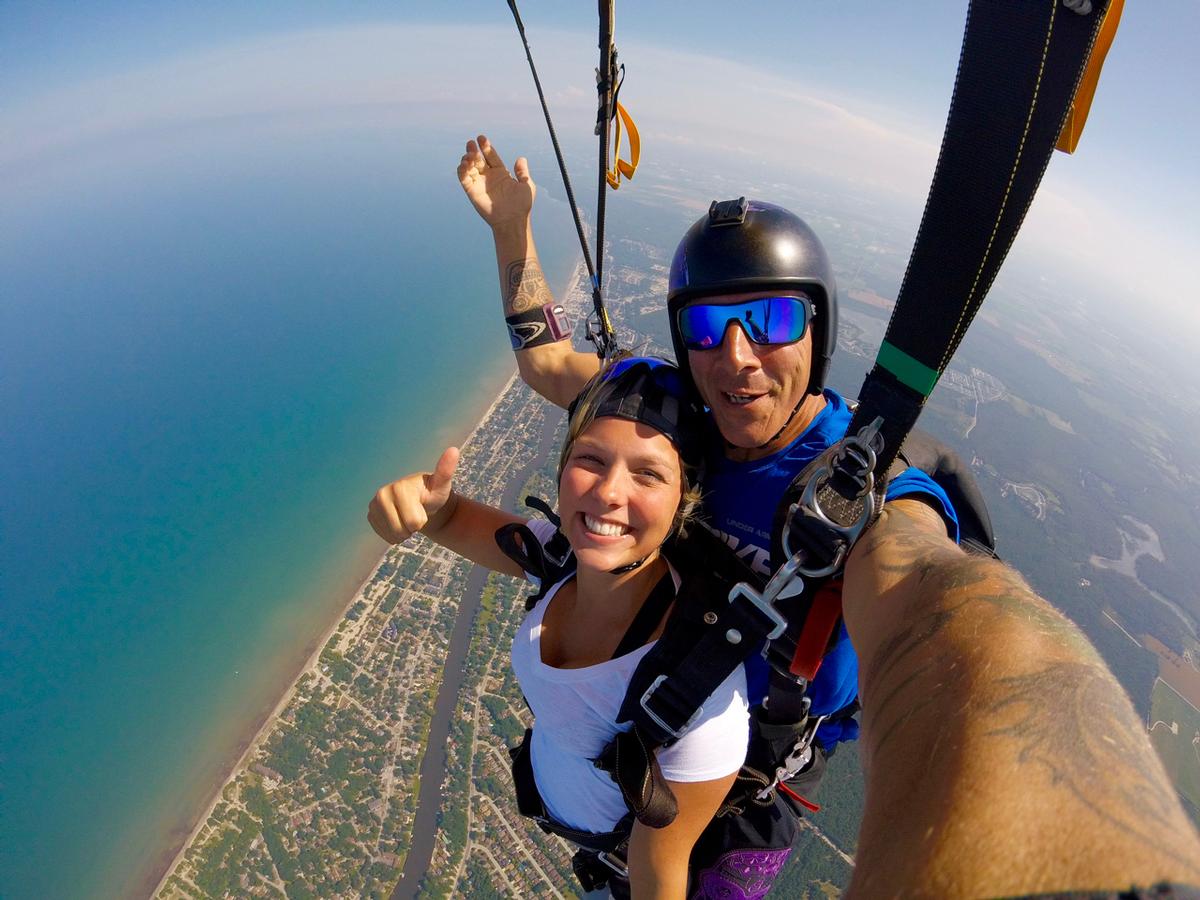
[[368, 447, 461, 544]]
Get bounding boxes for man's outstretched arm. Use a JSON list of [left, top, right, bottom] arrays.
[[843, 499, 1200, 898], [458, 134, 599, 408]]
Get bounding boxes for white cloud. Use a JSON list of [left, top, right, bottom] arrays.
[[0, 24, 533, 168], [0, 23, 937, 191]]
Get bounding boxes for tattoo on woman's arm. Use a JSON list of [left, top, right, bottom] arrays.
[[504, 259, 553, 314]]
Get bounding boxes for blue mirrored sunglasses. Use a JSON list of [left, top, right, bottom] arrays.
[[676, 295, 813, 351]]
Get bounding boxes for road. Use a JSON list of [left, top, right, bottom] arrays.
[[392, 406, 564, 898]]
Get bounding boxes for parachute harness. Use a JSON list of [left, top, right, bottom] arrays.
[[748, 0, 1120, 809], [506, 0, 641, 361], [495, 2, 1118, 891], [604, 0, 1119, 838]]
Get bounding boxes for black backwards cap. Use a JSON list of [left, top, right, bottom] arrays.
[[566, 357, 707, 472]]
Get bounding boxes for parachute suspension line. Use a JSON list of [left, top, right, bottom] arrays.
[[505, 0, 619, 360], [592, 0, 619, 359]]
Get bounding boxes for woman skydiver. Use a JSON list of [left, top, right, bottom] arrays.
[[367, 357, 750, 899]]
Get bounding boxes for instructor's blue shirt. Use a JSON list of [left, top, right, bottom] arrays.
[[700, 389, 959, 746]]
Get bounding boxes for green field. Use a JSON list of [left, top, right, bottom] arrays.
[[1149, 677, 1200, 811]]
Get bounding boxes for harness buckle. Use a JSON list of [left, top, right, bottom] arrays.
[[541, 534, 573, 570], [639, 675, 705, 740], [726, 558, 798, 643], [596, 850, 629, 879]]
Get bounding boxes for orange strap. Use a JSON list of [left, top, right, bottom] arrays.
[[1057, 0, 1124, 153], [606, 101, 641, 189]]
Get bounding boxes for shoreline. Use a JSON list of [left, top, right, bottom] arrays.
[[139, 252, 584, 899], [141, 365, 521, 899]]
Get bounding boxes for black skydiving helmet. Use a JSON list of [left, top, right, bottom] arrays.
[[666, 197, 839, 397], [561, 357, 707, 572]]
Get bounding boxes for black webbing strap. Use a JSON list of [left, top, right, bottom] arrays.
[[616, 525, 767, 746], [509, 728, 633, 852], [610, 571, 676, 659], [524, 495, 562, 528], [592, 525, 771, 827], [848, 0, 1113, 476], [505, 0, 619, 359]]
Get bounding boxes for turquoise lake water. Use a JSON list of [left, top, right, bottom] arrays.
[[0, 118, 579, 899]]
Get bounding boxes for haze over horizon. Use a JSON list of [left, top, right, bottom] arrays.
[[3, 2, 1197, 345]]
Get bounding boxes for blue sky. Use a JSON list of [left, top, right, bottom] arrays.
[[3, 1, 1197, 334]]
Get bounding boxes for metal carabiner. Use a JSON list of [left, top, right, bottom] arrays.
[[584, 308, 618, 361], [779, 418, 885, 576], [755, 713, 829, 801]]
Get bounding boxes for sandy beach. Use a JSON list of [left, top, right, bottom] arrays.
[[136, 364, 521, 900], [135, 255, 587, 899]]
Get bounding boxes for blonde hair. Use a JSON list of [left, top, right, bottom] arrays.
[[558, 353, 703, 537]]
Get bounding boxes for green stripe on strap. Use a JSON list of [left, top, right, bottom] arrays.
[[877, 340, 940, 396]]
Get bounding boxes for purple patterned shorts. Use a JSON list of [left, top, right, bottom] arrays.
[[690, 847, 792, 899]]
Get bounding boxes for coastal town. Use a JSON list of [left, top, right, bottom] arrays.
[[154, 254, 641, 899], [153, 370, 576, 899]]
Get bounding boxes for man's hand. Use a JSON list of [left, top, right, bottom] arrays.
[[457, 134, 535, 231], [454, 131, 598, 407], [368, 447, 460, 544]]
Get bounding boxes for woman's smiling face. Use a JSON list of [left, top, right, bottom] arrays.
[[558, 416, 684, 573]]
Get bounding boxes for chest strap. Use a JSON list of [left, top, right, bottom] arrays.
[[618, 524, 769, 746], [611, 571, 676, 659], [509, 727, 633, 853], [595, 523, 788, 827]]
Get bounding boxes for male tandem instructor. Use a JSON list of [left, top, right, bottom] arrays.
[[458, 134, 959, 755], [451, 134, 1200, 896]]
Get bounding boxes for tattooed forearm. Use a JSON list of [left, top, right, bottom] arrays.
[[983, 660, 1200, 877], [853, 532, 1200, 882], [863, 601, 964, 704], [862, 557, 1101, 746], [846, 499, 1200, 891], [503, 259, 554, 314]]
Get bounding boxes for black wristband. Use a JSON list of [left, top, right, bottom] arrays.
[[506, 304, 573, 350]]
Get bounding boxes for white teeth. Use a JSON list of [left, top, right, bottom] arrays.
[[725, 392, 755, 406], [584, 514, 629, 537]]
